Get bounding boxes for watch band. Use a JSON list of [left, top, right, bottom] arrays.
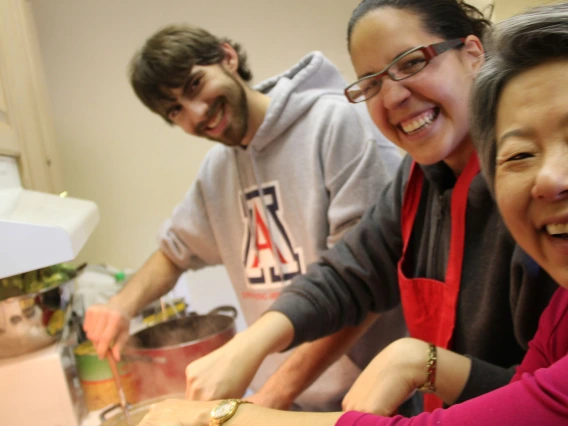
[[417, 343, 437, 393], [210, 399, 252, 426]]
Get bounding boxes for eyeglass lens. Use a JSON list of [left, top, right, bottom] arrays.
[[347, 49, 428, 103]]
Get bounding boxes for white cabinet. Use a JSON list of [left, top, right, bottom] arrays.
[[0, 0, 63, 193]]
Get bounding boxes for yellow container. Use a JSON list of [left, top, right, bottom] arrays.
[[73, 341, 139, 411]]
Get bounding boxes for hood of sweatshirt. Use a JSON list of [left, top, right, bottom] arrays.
[[248, 51, 348, 153]]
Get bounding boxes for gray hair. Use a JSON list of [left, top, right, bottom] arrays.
[[470, 1, 568, 194]]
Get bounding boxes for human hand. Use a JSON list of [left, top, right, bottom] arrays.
[[185, 311, 294, 401], [137, 398, 214, 426], [185, 335, 265, 401], [342, 338, 428, 416], [83, 299, 131, 361]]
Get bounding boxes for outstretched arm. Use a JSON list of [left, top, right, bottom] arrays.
[[139, 398, 342, 426], [343, 338, 471, 416], [338, 353, 568, 426], [185, 311, 295, 401], [140, 355, 568, 426], [249, 313, 380, 409]]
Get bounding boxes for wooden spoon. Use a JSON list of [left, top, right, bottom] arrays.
[[106, 351, 132, 426]]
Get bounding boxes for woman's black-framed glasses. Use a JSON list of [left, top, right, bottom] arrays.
[[344, 38, 465, 104]]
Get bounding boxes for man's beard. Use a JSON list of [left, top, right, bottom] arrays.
[[200, 71, 249, 147]]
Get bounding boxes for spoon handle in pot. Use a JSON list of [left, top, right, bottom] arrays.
[[106, 351, 132, 426]]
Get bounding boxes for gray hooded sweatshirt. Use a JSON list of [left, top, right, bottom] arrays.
[[159, 52, 404, 410]]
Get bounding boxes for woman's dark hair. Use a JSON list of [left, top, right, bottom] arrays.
[[470, 2, 568, 194], [347, 0, 492, 49], [129, 24, 252, 123]]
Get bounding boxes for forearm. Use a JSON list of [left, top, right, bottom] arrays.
[[254, 313, 380, 408], [111, 250, 183, 317], [233, 405, 342, 426], [338, 355, 568, 426], [234, 310, 295, 358]]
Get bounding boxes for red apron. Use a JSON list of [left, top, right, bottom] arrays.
[[397, 153, 480, 412]]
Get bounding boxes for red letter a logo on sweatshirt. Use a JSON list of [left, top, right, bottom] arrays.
[[241, 182, 304, 289]]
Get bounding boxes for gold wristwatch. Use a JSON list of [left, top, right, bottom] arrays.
[[210, 399, 252, 426]]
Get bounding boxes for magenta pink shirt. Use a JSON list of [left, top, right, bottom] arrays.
[[337, 288, 568, 426]]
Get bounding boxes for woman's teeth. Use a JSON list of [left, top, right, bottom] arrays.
[[207, 107, 223, 130], [546, 223, 568, 238], [400, 110, 436, 134]]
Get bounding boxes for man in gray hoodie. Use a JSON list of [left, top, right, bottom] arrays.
[[83, 24, 404, 411]]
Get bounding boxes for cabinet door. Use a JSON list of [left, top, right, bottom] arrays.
[[0, 76, 20, 157], [0, 0, 63, 192]]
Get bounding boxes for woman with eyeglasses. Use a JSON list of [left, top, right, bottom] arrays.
[[138, 1, 566, 424]]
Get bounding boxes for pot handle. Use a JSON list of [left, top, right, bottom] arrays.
[[99, 403, 121, 422], [207, 305, 238, 319]]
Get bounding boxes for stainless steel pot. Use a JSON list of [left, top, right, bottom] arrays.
[[99, 393, 184, 426], [0, 279, 73, 358], [124, 306, 237, 401]]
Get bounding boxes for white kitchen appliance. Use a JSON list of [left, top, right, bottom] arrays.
[[0, 154, 99, 426]]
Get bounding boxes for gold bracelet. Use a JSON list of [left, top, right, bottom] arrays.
[[417, 343, 437, 393]]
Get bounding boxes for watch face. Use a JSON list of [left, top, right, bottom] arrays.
[[212, 400, 237, 420]]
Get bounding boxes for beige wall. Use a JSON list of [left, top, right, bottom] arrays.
[[468, 0, 553, 21], [494, 0, 555, 20]]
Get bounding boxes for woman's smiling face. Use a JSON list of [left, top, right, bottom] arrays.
[[348, 7, 484, 173], [495, 60, 568, 288]]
